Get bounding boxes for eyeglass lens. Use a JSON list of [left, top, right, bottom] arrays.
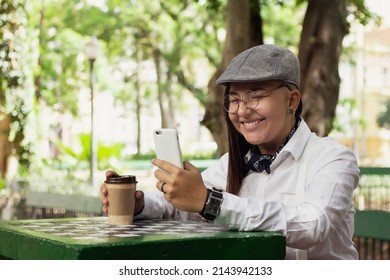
[[223, 84, 287, 113], [223, 91, 260, 113]]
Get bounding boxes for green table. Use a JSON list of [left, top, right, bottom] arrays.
[[0, 217, 285, 260]]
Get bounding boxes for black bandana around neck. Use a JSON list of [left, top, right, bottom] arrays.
[[246, 116, 301, 174]]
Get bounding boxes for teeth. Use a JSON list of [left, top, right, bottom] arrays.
[[243, 120, 261, 127]]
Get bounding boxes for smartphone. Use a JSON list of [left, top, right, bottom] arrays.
[[153, 128, 184, 168]]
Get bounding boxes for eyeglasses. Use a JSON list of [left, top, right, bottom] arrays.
[[223, 84, 288, 114]]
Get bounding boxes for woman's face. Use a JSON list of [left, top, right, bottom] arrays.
[[227, 80, 299, 154]]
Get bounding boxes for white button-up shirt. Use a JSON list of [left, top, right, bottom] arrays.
[[139, 120, 360, 259]]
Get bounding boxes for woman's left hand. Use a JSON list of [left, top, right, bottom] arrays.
[[152, 158, 208, 213]]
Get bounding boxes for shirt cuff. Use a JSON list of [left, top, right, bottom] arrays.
[[134, 191, 164, 220]]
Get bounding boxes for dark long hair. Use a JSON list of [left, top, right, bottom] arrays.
[[223, 83, 302, 195], [223, 85, 252, 195]]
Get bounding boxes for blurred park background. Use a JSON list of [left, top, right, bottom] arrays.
[[1, 0, 390, 222]]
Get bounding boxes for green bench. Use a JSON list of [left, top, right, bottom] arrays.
[[354, 209, 390, 259]]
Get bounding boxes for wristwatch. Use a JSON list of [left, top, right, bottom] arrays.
[[200, 187, 224, 222]]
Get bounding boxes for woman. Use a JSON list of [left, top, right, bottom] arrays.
[[101, 44, 359, 259]]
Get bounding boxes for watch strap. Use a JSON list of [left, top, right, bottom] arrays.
[[199, 188, 211, 216]]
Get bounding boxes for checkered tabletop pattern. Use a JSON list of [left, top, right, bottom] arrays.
[[1, 217, 286, 259], [15, 218, 226, 241]]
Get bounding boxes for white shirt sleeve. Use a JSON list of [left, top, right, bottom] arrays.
[[136, 190, 202, 222], [209, 141, 359, 252], [135, 191, 174, 219]]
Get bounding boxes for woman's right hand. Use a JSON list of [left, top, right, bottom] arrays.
[[100, 170, 145, 215]]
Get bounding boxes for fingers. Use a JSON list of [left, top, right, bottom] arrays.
[[101, 170, 118, 215], [100, 182, 108, 195], [101, 193, 109, 214], [183, 161, 200, 174], [153, 168, 171, 185], [153, 159, 199, 176], [135, 190, 144, 200], [152, 160, 197, 197], [100, 184, 109, 214], [161, 183, 166, 194], [152, 158, 181, 174], [101, 170, 118, 197], [134, 190, 145, 216], [102, 181, 145, 216], [157, 181, 167, 194], [102, 203, 108, 214], [152, 158, 184, 184], [105, 170, 119, 178]]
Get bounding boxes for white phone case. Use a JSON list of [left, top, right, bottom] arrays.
[[153, 128, 183, 168]]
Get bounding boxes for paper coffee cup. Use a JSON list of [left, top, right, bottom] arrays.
[[105, 175, 137, 225]]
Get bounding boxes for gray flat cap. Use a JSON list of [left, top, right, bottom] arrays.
[[216, 44, 300, 88]]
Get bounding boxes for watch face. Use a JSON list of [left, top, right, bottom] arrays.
[[209, 198, 220, 213], [201, 188, 224, 221], [205, 195, 223, 217]]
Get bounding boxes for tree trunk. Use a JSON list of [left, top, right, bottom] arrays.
[[153, 48, 168, 127], [298, 0, 348, 136], [135, 44, 142, 154], [202, 0, 262, 156], [0, 114, 11, 177], [166, 70, 176, 128]]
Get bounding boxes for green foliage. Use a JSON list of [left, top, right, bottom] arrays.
[[126, 149, 218, 161], [377, 99, 390, 130], [182, 151, 218, 160], [33, 27, 87, 115], [194, 0, 225, 11], [3, 0, 227, 181], [0, 176, 5, 191], [0, 0, 33, 169], [97, 141, 125, 170], [127, 151, 157, 161], [262, 0, 305, 47], [1, 0, 385, 186], [54, 133, 125, 171], [347, 0, 382, 26], [0, 0, 24, 92]]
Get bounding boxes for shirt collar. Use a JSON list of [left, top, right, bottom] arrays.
[[277, 118, 311, 161], [244, 119, 311, 164]]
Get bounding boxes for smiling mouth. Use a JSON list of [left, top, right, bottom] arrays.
[[242, 119, 265, 128]]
